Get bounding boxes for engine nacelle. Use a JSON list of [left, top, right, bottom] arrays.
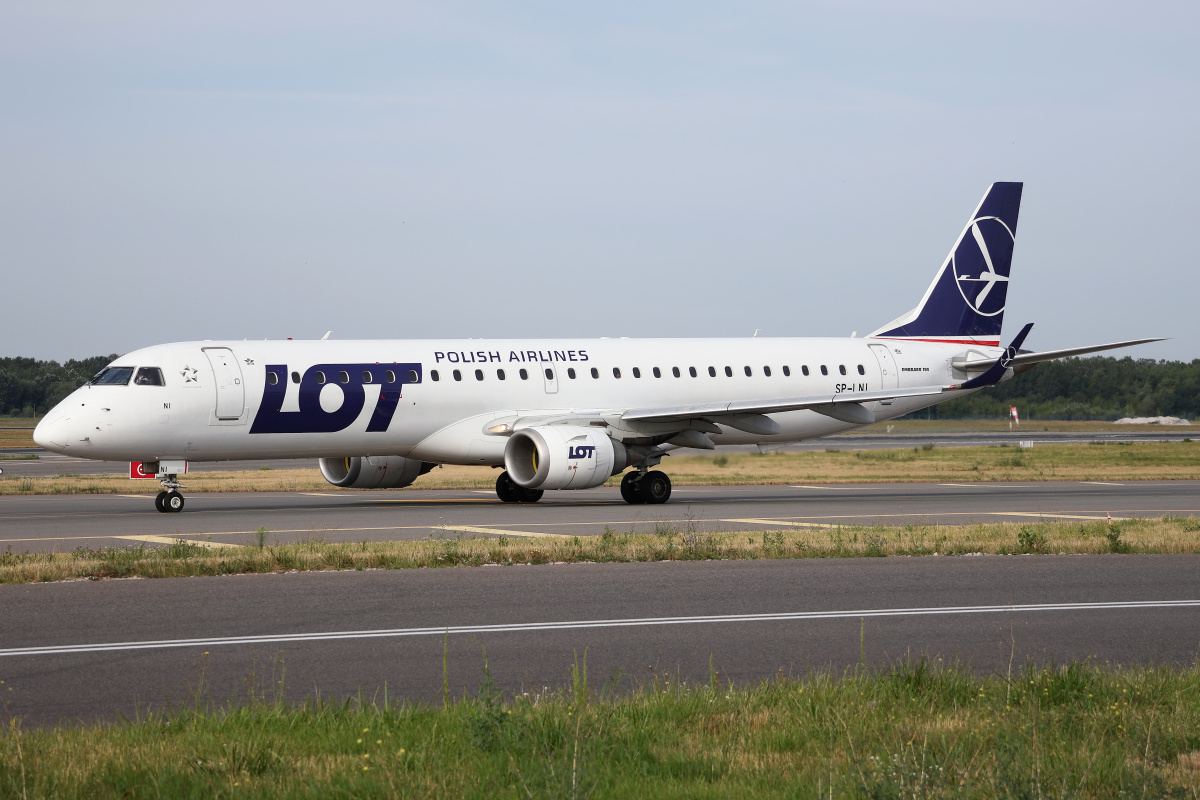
[[318, 456, 435, 489], [504, 426, 627, 490]]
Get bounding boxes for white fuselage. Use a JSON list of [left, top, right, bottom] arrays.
[[35, 336, 990, 465]]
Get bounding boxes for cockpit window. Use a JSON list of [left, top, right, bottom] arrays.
[[89, 367, 135, 386], [134, 367, 165, 386]]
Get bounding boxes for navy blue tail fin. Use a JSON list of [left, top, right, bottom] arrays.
[[869, 182, 1023, 347]]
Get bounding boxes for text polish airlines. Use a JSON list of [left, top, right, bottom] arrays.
[[34, 183, 1160, 512]]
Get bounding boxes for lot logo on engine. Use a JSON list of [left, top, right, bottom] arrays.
[[250, 363, 421, 434], [568, 445, 596, 459]]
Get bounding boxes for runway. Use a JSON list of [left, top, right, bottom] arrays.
[[0, 480, 1197, 553], [1, 556, 1197, 725]]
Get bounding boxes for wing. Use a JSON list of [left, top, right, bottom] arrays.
[[622, 385, 950, 430]]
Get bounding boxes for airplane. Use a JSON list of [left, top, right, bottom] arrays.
[[33, 182, 1161, 512]]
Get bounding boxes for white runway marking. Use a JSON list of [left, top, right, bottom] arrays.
[[723, 518, 838, 529], [2, 600, 1196, 658], [790, 485, 863, 490], [117, 535, 241, 550]]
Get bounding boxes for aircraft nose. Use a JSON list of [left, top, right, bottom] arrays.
[[33, 414, 69, 452]]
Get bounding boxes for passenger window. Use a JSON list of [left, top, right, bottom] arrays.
[[590, 367, 599, 379], [613, 367, 622, 378], [567, 368, 576, 379], [689, 367, 697, 377], [291, 371, 301, 384], [408, 369, 418, 383], [266, 371, 279, 386], [724, 366, 733, 377], [429, 370, 438, 382], [820, 365, 828, 376], [89, 367, 135, 386], [545, 368, 554, 380], [783, 366, 791, 377], [453, 370, 462, 381], [858, 364, 865, 375], [497, 369, 506, 380], [519, 368, 529, 380], [653, 367, 662, 378], [133, 367, 164, 386], [337, 371, 349, 384], [839, 365, 847, 376], [315, 371, 326, 384], [708, 366, 716, 377], [744, 366, 752, 377], [633, 367, 641, 378], [386, 370, 397, 383], [475, 369, 484, 381], [802, 365, 810, 376], [672, 367, 680, 378], [362, 371, 373, 383], [763, 366, 771, 377]]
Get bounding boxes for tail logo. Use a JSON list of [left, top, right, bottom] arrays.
[[952, 216, 1015, 317]]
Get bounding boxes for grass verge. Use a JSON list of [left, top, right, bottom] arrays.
[[4, 516, 1200, 584], [0, 441, 1198, 495], [3, 657, 1199, 798]]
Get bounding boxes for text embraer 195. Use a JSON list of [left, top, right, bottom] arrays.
[[34, 183, 1161, 512]]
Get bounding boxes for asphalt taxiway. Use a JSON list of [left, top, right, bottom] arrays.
[[1, 481, 1198, 553], [0, 426, 1192, 477], [1, 555, 1197, 726]]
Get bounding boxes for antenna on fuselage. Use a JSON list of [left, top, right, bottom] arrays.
[[752, 329, 760, 338], [321, 331, 333, 340]]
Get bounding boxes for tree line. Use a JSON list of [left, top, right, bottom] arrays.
[[0, 356, 117, 418], [0, 354, 1196, 420], [919, 356, 1199, 420]]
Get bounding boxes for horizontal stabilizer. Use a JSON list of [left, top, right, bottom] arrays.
[[952, 337, 1166, 371]]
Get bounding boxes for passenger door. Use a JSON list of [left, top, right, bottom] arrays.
[[203, 347, 245, 420]]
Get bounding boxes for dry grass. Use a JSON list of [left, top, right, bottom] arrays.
[[2, 516, 1197, 584], [0, 422, 36, 450], [857, 418, 1193, 432]]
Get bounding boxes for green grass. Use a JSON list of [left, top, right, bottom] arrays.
[[4, 516, 1200, 584], [3, 657, 1199, 798]]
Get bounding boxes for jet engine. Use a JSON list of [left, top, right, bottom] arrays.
[[318, 456, 436, 489], [504, 426, 627, 490]]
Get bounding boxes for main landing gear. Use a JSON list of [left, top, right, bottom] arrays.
[[155, 475, 186, 513], [620, 470, 672, 505], [495, 471, 544, 503]]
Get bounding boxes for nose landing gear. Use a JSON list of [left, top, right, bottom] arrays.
[[155, 475, 187, 513]]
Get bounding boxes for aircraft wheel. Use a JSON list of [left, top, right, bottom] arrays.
[[154, 491, 169, 513], [496, 472, 521, 503], [639, 471, 672, 504], [164, 490, 185, 513], [518, 487, 544, 503], [620, 472, 645, 504]]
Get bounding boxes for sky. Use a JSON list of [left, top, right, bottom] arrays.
[[2, 1, 1197, 362]]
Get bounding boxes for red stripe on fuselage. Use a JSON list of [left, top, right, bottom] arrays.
[[872, 337, 1000, 347]]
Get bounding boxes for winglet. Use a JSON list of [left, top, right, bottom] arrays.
[[954, 323, 1034, 390]]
